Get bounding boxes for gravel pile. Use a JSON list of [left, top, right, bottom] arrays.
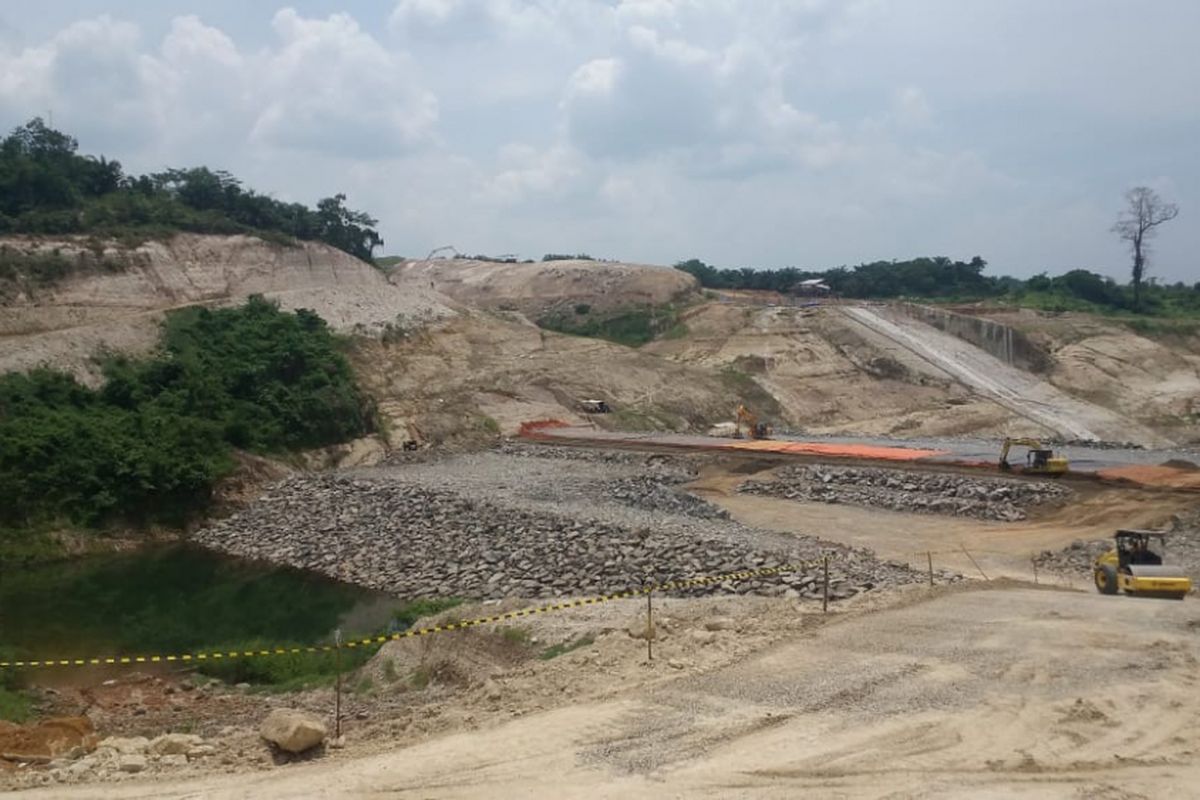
[[739, 465, 1071, 522], [193, 448, 929, 603], [599, 477, 730, 520]]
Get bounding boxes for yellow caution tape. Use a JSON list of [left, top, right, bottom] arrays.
[[0, 553, 841, 670]]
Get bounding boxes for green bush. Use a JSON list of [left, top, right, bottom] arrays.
[[0, 297, 372, 530], [539, 634, 595, 661], [389, 598, 464, 629], [538, 304, 685, 348], [193, 638, 379, 691], [0, 645, 31, 722]]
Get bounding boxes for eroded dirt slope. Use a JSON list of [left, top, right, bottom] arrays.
[[0, 234, 453, 382], [350, 310, 762, 443], [644, 303, 1025, 439]]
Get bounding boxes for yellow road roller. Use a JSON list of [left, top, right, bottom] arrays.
[[1093, 529, 1191, 599]]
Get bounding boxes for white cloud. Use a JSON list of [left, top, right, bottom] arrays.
[[0, 16, 155, 150], [1, 2, 1196, 280], [475, 143, 584, 204], [891, 85, 932, 129], [0, 10, 438, 163], [249, 9, 437, 158]]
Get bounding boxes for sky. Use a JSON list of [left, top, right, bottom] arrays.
[[0, 1, 1196, 281]]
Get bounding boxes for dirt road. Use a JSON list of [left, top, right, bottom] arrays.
[[28, 583, 1200, 799], [699, 476, 1192, 586]]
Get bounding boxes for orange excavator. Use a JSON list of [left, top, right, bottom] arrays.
[[735, 404, 772, 439]]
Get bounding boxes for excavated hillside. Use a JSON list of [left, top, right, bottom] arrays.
[[0, 234, 453, 383], [642, 303, 1058, 439], [972, 308, 1200, 444], [2, 238, 1192, 447]]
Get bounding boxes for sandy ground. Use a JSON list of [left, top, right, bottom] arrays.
[[25, 582, 1200, 799], [390, 257, 697, 318], [692, 471, 1196, 587]]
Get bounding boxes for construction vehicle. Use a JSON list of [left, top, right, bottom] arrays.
[[579, 399, 610, 413], [998, 437, 1069, 476], [1093, 530, 1192, 599], [734, 404, 771, 439], [425, 245, 461, 260]]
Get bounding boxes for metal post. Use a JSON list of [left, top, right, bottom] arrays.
[[645, 588, 654, 662], [927, 551, 934, 587], [334, 628, 343, 739], [822, 556, 830, 613]]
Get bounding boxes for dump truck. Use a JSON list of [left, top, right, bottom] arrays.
[[1093, 529, 1191, 599]]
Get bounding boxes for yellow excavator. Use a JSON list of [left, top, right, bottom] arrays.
[[735, 404, 772, 439], [998, 437, 1069, 476], [1094, 530, 1191, 599]]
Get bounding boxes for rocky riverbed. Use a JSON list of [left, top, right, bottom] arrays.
[[192, 446, 930, 603], [739, 465, 1071, 522]]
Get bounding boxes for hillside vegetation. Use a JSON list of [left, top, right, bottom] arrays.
[[0, 297, 372, 553], [0, 118, 381, 260]]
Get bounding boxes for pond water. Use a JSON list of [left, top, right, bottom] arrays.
[[0, 545, 400, 670]]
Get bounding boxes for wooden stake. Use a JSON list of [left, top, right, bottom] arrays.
[[334, 628, 343, 739], [927, 551, 934, 587], [1032, 557, 1039, 585], [822, 556, 830, 613], [646, 589, 654, 662]]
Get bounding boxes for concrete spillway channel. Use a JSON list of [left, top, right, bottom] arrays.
[[838, 305, 1169, 447]]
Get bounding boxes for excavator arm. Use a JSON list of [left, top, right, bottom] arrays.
[[735, 404, 771, 440]]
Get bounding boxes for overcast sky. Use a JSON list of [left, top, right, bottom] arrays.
[[1, 1, 1196, 280]]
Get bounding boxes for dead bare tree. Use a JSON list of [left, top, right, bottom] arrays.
[[1112, 187, 1179, 309]]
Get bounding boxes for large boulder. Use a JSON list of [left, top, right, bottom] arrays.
[[259, 709, 327, 754]]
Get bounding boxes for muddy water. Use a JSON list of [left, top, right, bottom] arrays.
[[0, 545, 398, 673]]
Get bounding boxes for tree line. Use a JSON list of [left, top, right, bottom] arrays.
[[675, 256, 1200, 316], [0, 118, 382, 261]]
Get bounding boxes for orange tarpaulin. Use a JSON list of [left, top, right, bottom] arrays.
[[725, 440, 946, 461], [1098, 464, 1200, 490]]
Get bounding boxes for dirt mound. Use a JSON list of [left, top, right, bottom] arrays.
[[390, 257, 698, 317], [0, 234, 454, 382], [363, 602, 532, 690], [0, 717, 98, 764]]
